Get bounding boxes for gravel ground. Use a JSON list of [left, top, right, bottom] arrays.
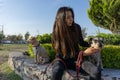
[[102, 68, 120, 78]]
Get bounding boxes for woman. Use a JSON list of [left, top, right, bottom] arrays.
[[51, 6, 101, 80]]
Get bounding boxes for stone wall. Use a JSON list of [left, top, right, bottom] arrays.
[[8, 52, 117, 80]]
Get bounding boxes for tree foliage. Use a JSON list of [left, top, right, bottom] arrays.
[[24, 32, 30, 41], [88, 0, 120, 33], [6, 34, 23, 43], [81, 27, 87, 38], [0, 34, 2, 44], [37, 33, 52, 43], [88, 33, 120, 45]]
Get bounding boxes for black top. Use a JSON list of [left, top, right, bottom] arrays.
[[53, 23, 89, 60]]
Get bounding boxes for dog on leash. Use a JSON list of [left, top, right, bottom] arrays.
[[27, 36, 49, 64], [88, 37, 103, 70]]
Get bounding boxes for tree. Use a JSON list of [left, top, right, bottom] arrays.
[[17, 34, 23, 41], [42, 33, 51, 43], [24, 32, 30, 40], [7, 35, 17, 43], [6, 34, 23, 43], [88, 0, 120, 34], [0, 34, 2, 45], [37, 35, 42, 43], [81, 27, 87, 39], [37, 33, 52, 43]]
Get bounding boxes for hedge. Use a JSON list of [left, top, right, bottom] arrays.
[[27, 44, 120, 69], [42, 44, 55, 62], [101, 45, 120, 69]]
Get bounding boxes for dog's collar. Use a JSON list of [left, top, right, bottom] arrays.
[[32, 42, 40, 48], [32, 44, 39, 47]]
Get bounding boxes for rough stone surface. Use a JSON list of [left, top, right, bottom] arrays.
[[8, 52, 120, 80]]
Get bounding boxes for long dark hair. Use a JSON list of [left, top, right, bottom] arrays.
[[52, 6, 76, 58]]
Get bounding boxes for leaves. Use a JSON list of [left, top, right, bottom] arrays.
[[102, 45, 120, 69], [88, 0, 120, 33]]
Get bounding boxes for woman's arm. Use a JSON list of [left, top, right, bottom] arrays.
[[76, 24, 89, 47], [83, 47, 101, 56]]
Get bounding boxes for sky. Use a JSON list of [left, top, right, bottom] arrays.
[[0, 0, 112, 37]]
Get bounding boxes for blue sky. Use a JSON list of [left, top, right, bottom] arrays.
[[0, 0, 112, 37]]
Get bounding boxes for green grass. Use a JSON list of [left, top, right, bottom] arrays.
[[0, 44, 28, 51], [0, 62, 22, 80], [0, 44, 28, 80]]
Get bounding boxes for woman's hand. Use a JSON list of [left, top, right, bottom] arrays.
[[83, 47, 101, 56]]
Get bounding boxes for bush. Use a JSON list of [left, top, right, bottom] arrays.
[[101, 45, 120, 69], [27, 44, 34, 58], [27, 43, 56, 61], [79, 45, 120, 69], [42, 44, 55, 62], [27, 43, 120, 69], [96, 33, 120, 45]]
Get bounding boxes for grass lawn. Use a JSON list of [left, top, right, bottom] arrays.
[[0, 44, 28, 80]]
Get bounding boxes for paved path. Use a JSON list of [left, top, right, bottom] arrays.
[[102, 68, 120, 79]]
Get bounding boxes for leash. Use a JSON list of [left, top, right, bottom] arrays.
[[46, 51, 83, 80], [76, 51, 83, 80]]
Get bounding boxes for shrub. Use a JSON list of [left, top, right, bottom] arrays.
[[96, 33, 120, 45], [101, 45, 120, 69], [80, 45, 120, 69], [27, 44, 34, 58], [42, 44, 55, 62], [27, 43, 55, 61], [28, 43, 120, 69]]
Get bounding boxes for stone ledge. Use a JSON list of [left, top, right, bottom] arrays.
[[8, 52, 90, 80], [8, 52, 120, 80]]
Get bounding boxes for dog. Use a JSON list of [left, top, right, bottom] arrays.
[[88, 37, 103, 70], [27, 36, 49, 64]]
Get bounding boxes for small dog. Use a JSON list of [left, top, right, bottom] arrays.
[[27, 36, 49, 64], [88, 37, 103, 70]]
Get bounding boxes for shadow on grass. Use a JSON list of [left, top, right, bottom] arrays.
[[1, 71, 22, 80], [0, 48, 3, 50], [0, 62, 22, 80]]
